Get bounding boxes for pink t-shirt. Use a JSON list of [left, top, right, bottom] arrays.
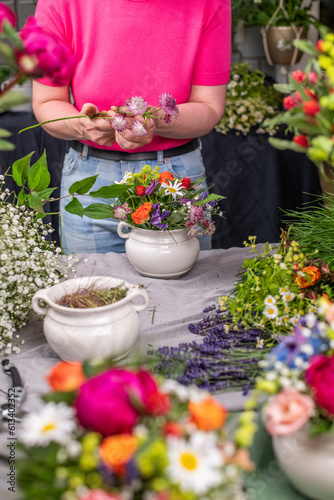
[[34, 0, 231, 152]]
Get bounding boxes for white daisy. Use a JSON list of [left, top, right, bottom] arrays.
[[282, 290, 295, 302], [19, 402, 76, 447], [256, 337, 264, 349], [161, 180, 185, 199], [263, 304, 279, 319], [264, 295, 276, 306], [114, 171, 133, 185], [166, 432, 223, 495]]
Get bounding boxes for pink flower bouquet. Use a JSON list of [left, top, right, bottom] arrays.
[[16, 363, 252, 500]]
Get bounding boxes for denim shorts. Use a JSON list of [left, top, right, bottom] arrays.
[[59, 142, 212, 254]]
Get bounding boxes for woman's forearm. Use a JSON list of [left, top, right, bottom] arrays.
[[32, 99, 85, 140]]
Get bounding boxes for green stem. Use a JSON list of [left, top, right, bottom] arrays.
[[19, 113, 110, 134]]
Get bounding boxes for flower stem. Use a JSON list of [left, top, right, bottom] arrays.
[[19, 113, 110, 134]]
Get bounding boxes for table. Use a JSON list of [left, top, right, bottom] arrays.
[[0, 247, 311, 500]]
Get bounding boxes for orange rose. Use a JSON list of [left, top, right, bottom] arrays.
[[295, 265, 321, 288], [131, 202, 152, 225], [46, 361, 85, 391], [99, 434, 138, 476], [188, 396, 228, 431], [159, 171, 174, 185]]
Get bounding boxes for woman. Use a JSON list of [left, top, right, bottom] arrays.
[[33, 0, 231, 254]]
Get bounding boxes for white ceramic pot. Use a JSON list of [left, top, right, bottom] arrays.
[[117, 222, 200, 279], [31, 276, 149, 362], [273, 425, 334, 500]]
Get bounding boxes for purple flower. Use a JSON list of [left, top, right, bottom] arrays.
[[189, 205, 204, 224], [111, 114, 127, 132], [179, 197, 194, 205], [113, 202, 132, 221], [126, 96, 148, 115], [159, 93, 179, 118], [150, 203, 170, 230], [131, 120, 147, 137], [145, 179, 159, 196]]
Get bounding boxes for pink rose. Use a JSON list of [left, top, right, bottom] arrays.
[[0, 3, 16, 30], [264, 388, 314, 436], [16, 17, 75, 85], [74, 368, 170, 436], [79, 490, 123, 500], [305, 355, 334, 416]]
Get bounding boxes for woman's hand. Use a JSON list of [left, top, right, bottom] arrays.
[[79, 103, 116, 147], [108, 106, 156, 149]]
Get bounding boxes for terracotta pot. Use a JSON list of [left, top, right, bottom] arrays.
[[262, 26, 306, 66], [117, 222, 200, 279]]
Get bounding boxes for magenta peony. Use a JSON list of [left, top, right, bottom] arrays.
[[16, 17, 75, 85], [264, 388, 315, 436], [74, 368, 169, 436], [0, 3, 16, 30], [305, 354, 334, 416]]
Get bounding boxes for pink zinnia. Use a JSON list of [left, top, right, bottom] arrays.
[[131, 120, 147, 137], [126, 96, 148, 115], [159, 93, 179, 118], [111, 114, 127, 132], [189, 205, 204, 224]]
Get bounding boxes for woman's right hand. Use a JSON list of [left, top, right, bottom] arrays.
[[79, 103, 116, 147]]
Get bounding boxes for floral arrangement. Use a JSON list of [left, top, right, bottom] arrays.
[[232, 0, 317, 30], [16, 362, 253, 500], [0, 160, 78, 355], [215, 63, 281, 136], [268, 31, 334, 174], [0, 3, 75, 149], [64, 165, 224, 238], [221, 233, 334, 336], [242, 296, 334, 442]]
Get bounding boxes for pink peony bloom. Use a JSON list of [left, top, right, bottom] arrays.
[[79, 490, 123, 500], [74, 368, 169, 436], [16, 17, 75, 85], [264, 388, 314, 436], [283, 95, 297, 111], [126, 96, 148, 115], [0, 3, 16, 29], [305, 354, 334, 416]]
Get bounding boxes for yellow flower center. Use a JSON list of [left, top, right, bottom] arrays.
[[180, 452, 198, 471], [42, 422, 56, 433], [168, 187, 177, 193]]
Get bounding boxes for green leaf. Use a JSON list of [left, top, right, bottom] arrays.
[[12, 152, 34, 186], [89, 183, 130, 199], [69, 174, 98, 195], [195, 193, 225, 205], [268, 137, 307, 153], [27, 191, 45, 215], [28, 153, 51, 191], [0, 40, 16, 66], [0, 138, 15, 150], [65, 197, 84, 217], [17, 187, 27, 206], [0, 90, 30, 112], [83, 203, 114, 219], [273, 83, 296, 94], [293, 39, 319, 57], [37, 187, 57, 200], [2, 21, 24, 49], [0, 64, 13, 83], [0, 128, 12, 138], [42, 390, 77, 406]]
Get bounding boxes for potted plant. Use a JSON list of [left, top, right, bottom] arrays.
[[267, 29, 334, 194], [232, 0, 318, 66]]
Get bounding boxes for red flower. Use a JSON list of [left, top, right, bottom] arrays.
[[181, 177, 191, 189], [303, 100, 321, 116], [308, 72, 318, 85], [316, 39, 324, 52], [293, 135, 309, 148], [0, 3, 16, 29], [163, 421, 183, 437], [135, 185, 146, 196], [283, 96, 297, 110], [305, 355, 334, 416], [292, 70, 306, 83]]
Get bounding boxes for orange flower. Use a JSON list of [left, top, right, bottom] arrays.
[[188, 396, 228, 431], [131, 202, 152, 225], [99, 434, 138, 476], [295, 265, 321, 288], [46, 361, 85, 391], [159, 171, 174, 185]]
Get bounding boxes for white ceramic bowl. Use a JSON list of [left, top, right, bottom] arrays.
[[31, 276, 149, 362]]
